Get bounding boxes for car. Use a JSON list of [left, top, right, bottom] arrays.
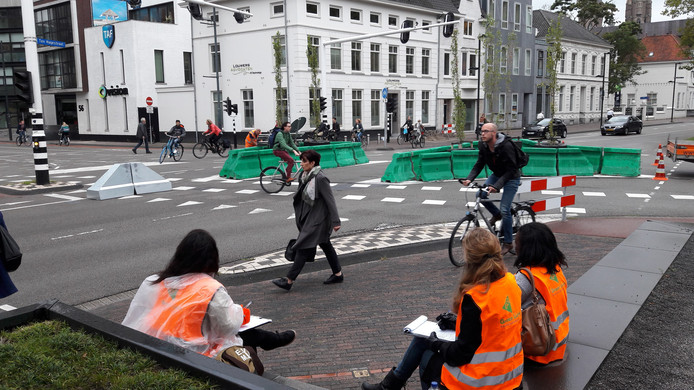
[[601, 115, 642, 136], [521, 118, 568, 139]]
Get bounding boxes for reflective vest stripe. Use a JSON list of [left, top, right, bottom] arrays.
[[526, 267, 569, 364], [469, 342, 523, 365], [552, 309, 569, 329], [443, 361, 524, 388]]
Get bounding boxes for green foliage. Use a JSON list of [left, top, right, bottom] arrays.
[[663, 0, 694, 17], [272, 32, 284, 124], [550, 0, 617, 30], [603, 22, 647, 93], [450, 28, 467, 142], [544, 15, 563, 140], [481, 17, 502, 124], [0, 321, 214, 389], [306, 36, 321, 127]]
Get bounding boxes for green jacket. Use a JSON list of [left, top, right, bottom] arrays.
[[273, 130, 299, 153]]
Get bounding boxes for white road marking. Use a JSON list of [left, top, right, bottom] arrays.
[[0, 305, 16, 311], [67, 189, 86, 194], [212, 205, 237, 210], [51, 161, 182, 174], [626, 193, 651, 199], [382, 197, 405, 203], [51, 229, 104, 241], [330, 183, 338, 187], [168, 178, 183, 182], [192, 175, 226, 182], [0, 201, 32, 206], [152, 212, 193, 222], [343, 195, 366, 200], [249, 208, 271, 214], [147, 198, 171, 202], [178, 201, 203, 207], [422, 186, 442, 191], [459, 187, 476, 192], [287, 213, 295, 219], [77, 176, 96, 179], [203, 188, 226, 192], [351, 184, 371, 188], [236, 189, 259, 194], [339, 217, 350, 222], [119, 195, 142, 199], [422, 200, 446, 205], [564, 207, 586, 213], [672, 195, 694, 200], [270, 192, 293, 196], [582, 192, 606, 197], [44, 193, 83, 201], [387, 185, 407, 189], [173, 186, 195, 190], [221, 179, 244, 184]]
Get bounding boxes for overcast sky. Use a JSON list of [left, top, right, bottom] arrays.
[[533, 0, 673, 23]]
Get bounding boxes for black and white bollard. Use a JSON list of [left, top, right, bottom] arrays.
[[31, 113, 49, 185]]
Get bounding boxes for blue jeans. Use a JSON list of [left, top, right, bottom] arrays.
[[479, 174, 521, 244], [393, 337, 436, 390]]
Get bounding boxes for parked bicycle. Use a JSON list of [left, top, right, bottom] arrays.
[[259, 159, 302, 193], [192, 136, 229, 159], [448, 181, 536, 267], [159, 135, 184, 163]]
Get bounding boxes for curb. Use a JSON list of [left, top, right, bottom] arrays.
[[0, 181, 84, 195]]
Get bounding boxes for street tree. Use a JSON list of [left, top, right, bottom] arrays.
[[450, 28, 467, 142], [550, 0, 617, 31], [544, 15, 563, 142], [272, 32, 284, 123], [603, 22, 647, 94], [481, 17, 502, 124], [306, 36, 321, 128], [663, 0, 694, 68]]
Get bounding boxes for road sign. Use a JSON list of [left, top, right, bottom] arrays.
[[146, 106, 154, 114], [382, 88, 388, 100], [146, 97, 153, 106], [37, 38, 66, 48]]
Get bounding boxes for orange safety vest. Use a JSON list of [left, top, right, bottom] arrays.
[[441, 273, 523, 390], [147, 276, 222, 357], [526, 266, 569, 364], [245, 131, 259, 148]]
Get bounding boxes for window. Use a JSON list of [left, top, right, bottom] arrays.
[[371, 90, 380, 126], [271, 2, 284, 17], [560, 52, 565, 73], [461, 52, 467, 76], [514, 3, 521, 32], [422, 49, 430, 75], [511, 93, 518, 120], [463, 20, 473, 36], [590, 87, 594, 111], [35, 3, 73, 43], [38, 48, 76, 89], [242, 90, 254, 128], [128, 2, 174, 23], [512, 47, 519, 75], [350, 9, 362, 22], [309, 88, 321, 125], [210, 43, 221, 73], [422, 91, 430, 123], [581, 54, 587, 75], [469, 53, 477, 76], [406, 47, 415, 74], [352, 90, 362, 127], [183, 52, 192, 84], [647, 93, 657, 105], [488, 0, 495, 19], [443, 52, 451, 76], [388, 45, 398, 73], [591, 55, 596, 76], [332, 89, 343, 124], [486, 46, 494, 72], [499, 93, 506, 120], [500, 46, 507, 74], [526, 6, 532, 33], [571, 53, 576, 74], [524, 49, 531, 76], [370, 12, 380, 25], [422, 21, 431, 32], [351, 42, 362, 71], [329, 6, 341, 19], [273, 35, 287, 67], [501, 1, 509, 29], [154, 50, 165, 83], [388, 15, 398, 27], [330, 41, 342, 70], [405, 91, 415, 119], [306, 2, 318, 15], [308, 36, 320, 67], [370, 43, 380, 72], [537, 50, 544, 77], [569, 86, 575, 111], [213, 91, 223, 128], [559, 86, 564, 111]]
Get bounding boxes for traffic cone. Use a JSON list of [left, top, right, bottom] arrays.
[[653, 154, 668, 181], [652, 144, 662, 166]]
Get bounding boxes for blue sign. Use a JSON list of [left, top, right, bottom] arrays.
[[382, 87, 388, 100], [102, 25, 115, 48], [37, 38, 66, 48]]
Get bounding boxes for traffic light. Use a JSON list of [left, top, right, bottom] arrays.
[[386, 96, 398, 113], [230, 103, 238, 115], [233, 12, 245, 24], [224, 97, 232, 116], [13, 70, 33, 105], [400, 20, 414, 44], [442, 12, 455, 38], [319, 96, 327, 112], [187, 4, 203, 20]]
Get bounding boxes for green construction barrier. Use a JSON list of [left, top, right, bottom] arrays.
[[410, 146, 453, 179], [223, 149, 262, 179], [382, 152, 415, 182], [557, 148, 594, 176], [219, 148, 243, 178], [601, 147, 641, 176], [351, 142, 369, 164], [258, 149, 281, 170], [334, 142, 356, 166], [306, 145, 338, 169], [522, 147, 558, 176], [568, 145, 602, 174], [452, 149, 488, 179], [419, 152, 454, 181]]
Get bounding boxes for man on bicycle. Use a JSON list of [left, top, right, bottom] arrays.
[[17, 120, 26, 142], [203, 119, 222, 151], [273, 121, 300, 184], [167, 120, 186, 151], [402, 116, 413, 142], [461, 122, 521, 255]]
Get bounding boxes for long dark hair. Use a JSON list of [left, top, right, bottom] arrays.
[[152, 229, 220, 284], [514, 222, 567, 274]]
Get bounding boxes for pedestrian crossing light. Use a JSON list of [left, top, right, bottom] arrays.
[[230, 103, 238, 115], [224, 97, 233, 116], [442, 12, 455, 38], [234, 12, 245, 24], [400, 20, 414, 44], [386, 96, 398, 113], [319, 96, 327, 112]]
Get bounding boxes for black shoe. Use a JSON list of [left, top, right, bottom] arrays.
[[490, 213, 502, 226], [146, 151, 152, 154], [132, 149, 137, 154], [323, 274, 344, 284], [272, 277, 292, 291]]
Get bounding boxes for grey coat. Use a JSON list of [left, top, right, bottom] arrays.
[[292, 171, 340, 250], [136, 122, 147, 138]]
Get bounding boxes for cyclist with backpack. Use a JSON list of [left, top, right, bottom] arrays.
[[460, 122, 522, 256], [167, 120, 186, 151], [271, 121, 300, 183]]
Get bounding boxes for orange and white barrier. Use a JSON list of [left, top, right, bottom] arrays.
[[531, 195, 576, 213], [652, 144, 663, 166], [516, 175, 577, 221]]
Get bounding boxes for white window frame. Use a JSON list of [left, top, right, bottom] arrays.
[[370, 43, 380, 73], [306, 2, 319, 16], [461, 51, 468, 76], [469, 53, 477, 76], [405, 47, 415, 74], [405, 90, 415, 119], [511, 93, 518, 120], [500, 46, 507, 74], [350, 8, 362, 23], [270, 2, 284, 18], [351, 42, 362, 72], [388, 15, 398, 27], [352, 89, 362, 126], [463, 20, 473, 36], [422, 20, 431, 33], [501, 1, 509, 29], [422, 91, 430, 123], [422, 49, 430, 75], [332, 89, 343, 124], [274, 34, 287, 68], [581, 54, 587, 75], [242, 89, 254, 128], [514, 3, 521, 32], [329, 5, 341, 20], [330, 40, 342, 70], [389, 45, 398, 73], [524, 49, 531, 76], [571, 52, 576, 74], [499, 93, 506, 120], [371, 89, 380, 126], [443, 51, 451, 76], [512, 47, 519, 75], [370, 12, 381, 26], [560, 52, 565, 73], [526, 5, 532, 33]]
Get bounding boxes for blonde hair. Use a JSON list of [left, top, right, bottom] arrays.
[[452, 228, 508, 311]]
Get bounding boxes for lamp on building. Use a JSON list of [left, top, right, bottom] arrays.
[[669, 62, 684, 123]]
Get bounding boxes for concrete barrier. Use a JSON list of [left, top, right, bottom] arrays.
[[87, 163, 134, 200], [381, 152, 415, 182], [334, 143, 356, 167], [451, 149, 486, 179], [131, 162, 172, 194], [258, 149, 280, 170], [568, 145, 602, 174], [557, 148, 594, 176], [352, 142, 369, 164], [219, 148, 243, 178], [523, 147, 558, 177], [601, 147, 641, 176], [307, 145, 338, 169], [222, 149, 262, 179], [418, 152, 454, 181]]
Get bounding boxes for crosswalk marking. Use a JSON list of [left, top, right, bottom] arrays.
[[178, 201, 203, 207], [565, 207, 586, 213], [192, 175, 227, 182], [271, 192, 293, 196], [351, 184, 370, 188], [249, 208, 271, 214], [583, 192, 606, 197], [343, 195, 366, 200], [671, 195, 694, 200], [236, 189, 259, 194], [422, 186, 442, 191], [382, 197, 405, 203], [118, 195, 142, 200], [203, 188, 226, 192], [626, 193, 651, 199], [45, 193, 83, 201], [173, 186, 195, 190], [212, 204, 237, 210], [148, 198, 171, 202], [387, 185, 407, 189], [541, 190, 564, 195], [422, 200, 446, 205]]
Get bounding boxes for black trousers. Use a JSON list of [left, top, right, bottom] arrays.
[[286, 240, 341, 281], [239, 328, 285, 351]]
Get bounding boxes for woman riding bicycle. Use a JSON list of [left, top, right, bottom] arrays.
[[203, 119, 222, 150], [59, 121, 70, 144]]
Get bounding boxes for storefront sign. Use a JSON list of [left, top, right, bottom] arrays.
[[102, 25, 115, 48]]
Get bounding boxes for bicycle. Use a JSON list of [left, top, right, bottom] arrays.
[[159, 135, 184, 163], [410, 129, 425, 148], [352, 130, 367, 150], [448, 181, 536, 267], [193, 136, 229, 159], [16, 132, 30, 146], [58, 132, 70, 146], [259, 159, 302, 193], [396, 128, 410, 145]]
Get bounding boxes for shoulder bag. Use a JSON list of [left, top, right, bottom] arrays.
[[215, 345, 264, 375], [0, 225, 22, 272], [519, 268, 556, 356], [284, 239, 297, 262]]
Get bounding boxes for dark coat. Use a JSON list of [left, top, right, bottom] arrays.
[[136, 122, 147, 138], [465, 133, 521, 190], [292, 171, 340, 250]]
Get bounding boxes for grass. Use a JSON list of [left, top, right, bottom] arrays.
[[0, 320, 217, 389]]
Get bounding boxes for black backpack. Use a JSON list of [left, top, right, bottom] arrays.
[[267, 128, 281, 148], [511, 140, 529, 168]]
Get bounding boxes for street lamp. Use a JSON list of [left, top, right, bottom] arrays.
[[596, 52, 610, 129], [670, 62, 684, 123], [469, 35, 485, 131]]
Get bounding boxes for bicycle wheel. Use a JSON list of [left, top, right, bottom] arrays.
[[172, 144, 183, 161], [361, 136, 367, 150], [192, 142, 208, 159], [16, 136, 22, 146], [217, 143, 229, 158], [419, 135, 425, 148], [448, 215, 480, 267], [159, 146, 167, 164], [260, 166, 287, 193], [64, 136, 70, 146], [512, 206, 536, 234]]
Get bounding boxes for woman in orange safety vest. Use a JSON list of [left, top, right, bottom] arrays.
[[514, 222, 569, 364], [122, 229, 296, 359], [361, 228, 523, 390]]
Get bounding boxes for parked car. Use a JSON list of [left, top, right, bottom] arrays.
[[601, 115, 642, 135], [521, 118, 567, 139]]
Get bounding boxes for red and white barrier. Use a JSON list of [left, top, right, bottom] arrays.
[[516, 175, 577, 221], [531, 195, 576, 213], [441, 123, 456, 134]]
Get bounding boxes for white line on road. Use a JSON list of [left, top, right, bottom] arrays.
[[343, 195, 366, 200], [192, 175, 227, 182], [626, 193, 651, 198], [178, 201, 203, 207], [51, 229, 104, 241], [672, 195, 694, 200], [0, 201, 32, 206], [148, 198, 171, 202], [0, 304, 16, 311], [582, 192, 606, 197], [382, 197, 405, 203], [422, 200, 446, 205], [203, 188, 226, 192], [212, 205, 237, 210], [44, 193, 84, 201], [387, 185, 407, 189], [422, 186, 442, 191], [152, 212, 193, 222]]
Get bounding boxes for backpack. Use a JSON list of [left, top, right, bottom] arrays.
[[0, 225, 22, 272], [511, 139, 529, 168], [267, 128, 281, 148]]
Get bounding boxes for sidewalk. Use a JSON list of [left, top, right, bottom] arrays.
[[84, 217, 694, 389]]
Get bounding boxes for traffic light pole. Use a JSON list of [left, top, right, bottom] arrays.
[[1, 41, 11, 141]]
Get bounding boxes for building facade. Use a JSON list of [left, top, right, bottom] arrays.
[[0, 0, 27, 132], [625, 0, 652, 24]]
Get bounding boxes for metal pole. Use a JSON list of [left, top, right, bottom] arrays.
[[1, 41, 12, 141], [671, 62, 678, 123], [190, 15, 199, 143], [599, 52, 606, 129], [213, 8, 221, 127], [475, 38, 481, 131]]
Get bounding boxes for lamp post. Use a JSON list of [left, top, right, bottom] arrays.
[[470, 36, 484, 129], [597, 52, 610, 129], [670, 62, 683, 123]]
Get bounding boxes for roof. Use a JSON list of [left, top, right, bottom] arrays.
[[384, 0, 461, 14], [533, 10, 610, 47], [637, 35, 689, 62]]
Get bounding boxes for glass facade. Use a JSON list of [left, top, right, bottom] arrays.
[[39, 48, 76, 89], [35, 3, 73, 44], [129, 3, 174, 23]]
